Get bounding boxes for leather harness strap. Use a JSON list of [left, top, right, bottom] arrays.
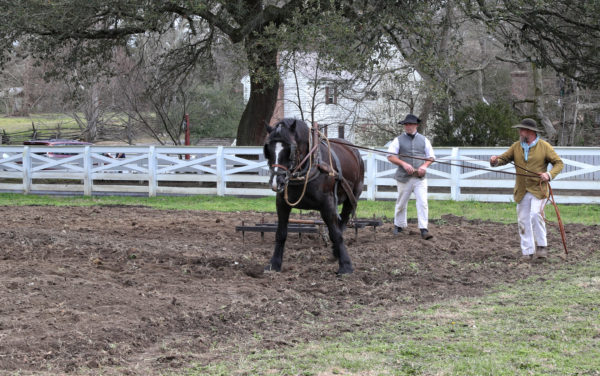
[[328, 144, 358, 217]]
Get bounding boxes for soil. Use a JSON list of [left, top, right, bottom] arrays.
[[0, 205, 598, 375]]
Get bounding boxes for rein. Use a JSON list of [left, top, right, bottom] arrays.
[[326, 139, 569, 256], [327, 139, 538, 178], [271, 163, 289, 171], [282, 126, 321, 207], [501, 157, 569, 256], [275, 127, 352, 209]]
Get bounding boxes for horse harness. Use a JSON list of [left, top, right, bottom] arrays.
[[278, 126, 358, 216]]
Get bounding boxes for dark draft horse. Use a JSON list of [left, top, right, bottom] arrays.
[[263, 118, 364, 275]]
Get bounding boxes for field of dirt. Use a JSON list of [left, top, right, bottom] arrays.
[[1, 205, 598, 375]]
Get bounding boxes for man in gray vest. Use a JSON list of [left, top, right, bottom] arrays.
[[387, 114, 435, 240]]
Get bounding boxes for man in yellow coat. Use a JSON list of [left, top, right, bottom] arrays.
[[490, 118, 564, 260]]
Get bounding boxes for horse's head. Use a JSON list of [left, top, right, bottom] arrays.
[[263, 119, 309, 192]]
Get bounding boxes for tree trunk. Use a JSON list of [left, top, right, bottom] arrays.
[[236, 43, 279, 146], [419, 90, 435, 136], [84, 84, 100, 142], [569, 81, 579, 145], [532, 64, 557, 142]]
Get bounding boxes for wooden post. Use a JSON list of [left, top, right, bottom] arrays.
[[22, 146, 31, 194], [148, 146, 157, 197], [450, 147, 461, 201], [216, 146, 225, 196], [366, 151, 376, 200], [83, 146, 92, 196]]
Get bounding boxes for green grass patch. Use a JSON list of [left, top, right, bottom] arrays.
[[0, 113, 79, 132], [190, 258, 600, 375], [0, 193, 596, 225]]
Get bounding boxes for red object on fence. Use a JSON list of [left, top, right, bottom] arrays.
[[184, 114, 190, 160]]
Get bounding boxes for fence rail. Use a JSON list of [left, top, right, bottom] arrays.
[[0, 128, 83, 145], [1, 145, 599, 203]]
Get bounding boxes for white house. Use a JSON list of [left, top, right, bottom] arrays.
[[0, 87, 24, 115], [241, 49, 422, 144]]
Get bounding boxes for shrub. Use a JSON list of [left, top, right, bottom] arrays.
[[433, 102, 519, 146], [187, 84, 244, 138]]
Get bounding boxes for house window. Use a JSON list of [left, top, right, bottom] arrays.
[[338, 125, 345, 139], [325, 86, 337, 104]]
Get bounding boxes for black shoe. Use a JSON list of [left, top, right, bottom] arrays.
[[420, 228, 433, 240], [393, 226, 403, 235]]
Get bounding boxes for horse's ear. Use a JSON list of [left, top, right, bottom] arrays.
[[290, 120, 297, 133], [265, 121, 274, 134]]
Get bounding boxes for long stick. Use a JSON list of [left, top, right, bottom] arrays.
[[288, 218, 324, 225]]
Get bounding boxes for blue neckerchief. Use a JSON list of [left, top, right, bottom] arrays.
[[520, 136, 539, 161]]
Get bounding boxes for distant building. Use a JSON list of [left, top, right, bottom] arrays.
[[0, 87, 24, 115], [241, 50, 422, 143]]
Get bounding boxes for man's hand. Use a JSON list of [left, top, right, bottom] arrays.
[[490, 155, 498, 167], [417, 166, 427, 177], [539, 172, 551, 182], [403, 163, 415, 175]]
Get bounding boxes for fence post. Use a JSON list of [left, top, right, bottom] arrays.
[[83, 146, 92, 196], [216, 146, 225, 196], [148, 146, 157, 197], [22, 146, 31, 194], [450, 147, 461, 201], [366, 152, 376, 200]]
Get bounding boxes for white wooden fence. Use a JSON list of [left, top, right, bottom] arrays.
[[1, 145, 599, 203]]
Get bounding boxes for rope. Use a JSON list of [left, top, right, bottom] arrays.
[[283, 129, 344, 208], [326, 139, 569, 256], [543, 183, 569, 255], [535, 175, 569, 256], [326, 139, 539, 178], [500, 157, 568, 256], [284, 126, 320, 207], [284, 145, 313, 207]]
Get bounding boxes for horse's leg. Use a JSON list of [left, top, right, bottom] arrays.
[[339, 200, 353, 233], [320, 200, 353, 275], [265, 196, 291, 272]]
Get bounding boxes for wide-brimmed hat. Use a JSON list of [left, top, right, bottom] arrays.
[[512, 118, 541, 132], [398, 114, 421, 125]]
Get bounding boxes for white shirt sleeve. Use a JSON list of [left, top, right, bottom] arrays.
[[424, 138, 435, 159], [387, 137, 400, 155]]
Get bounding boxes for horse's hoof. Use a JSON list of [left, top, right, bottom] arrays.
[[336, 268, 353, 277], [264, 264, 281, 273]]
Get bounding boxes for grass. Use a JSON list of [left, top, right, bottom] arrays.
[[0, 193, 597, 225], [189, 258, 600, 376], [0, 113, 79, 133]]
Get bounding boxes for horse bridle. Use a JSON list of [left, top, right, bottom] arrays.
[[268, 141, 298, 190], [268, 138, 320, 178], [266, 125, 321, 199]]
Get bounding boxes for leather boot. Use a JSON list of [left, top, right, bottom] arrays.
[[535, 246, 548, 259], [420, 228, 433, 240]]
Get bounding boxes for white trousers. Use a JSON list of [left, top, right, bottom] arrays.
[[516, 192, 548, 255], [394, 177, 428, 230]]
